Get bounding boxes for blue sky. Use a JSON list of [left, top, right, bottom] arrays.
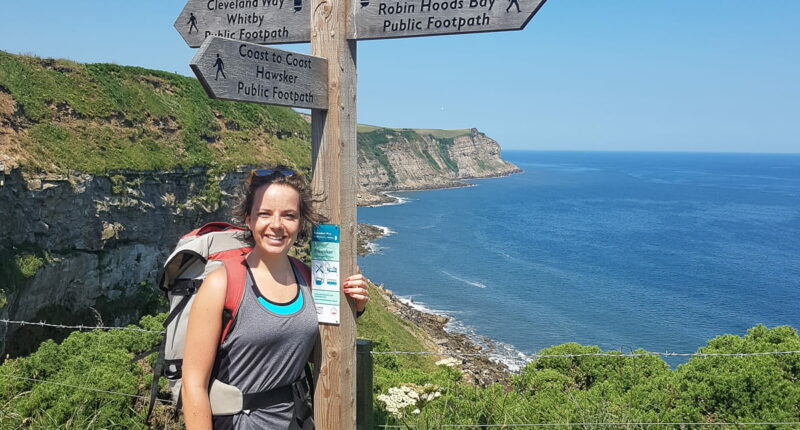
[[1, 0, 798, 152]]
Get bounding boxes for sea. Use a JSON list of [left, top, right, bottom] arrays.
[[357, 151, 800, 369]]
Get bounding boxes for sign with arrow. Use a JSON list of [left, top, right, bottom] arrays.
[[175, 0, 311, 48], [352, 0, 547, 40], [190, 36, 328, 109]]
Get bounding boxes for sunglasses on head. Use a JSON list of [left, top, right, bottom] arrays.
[[252, 168, 296, 177]]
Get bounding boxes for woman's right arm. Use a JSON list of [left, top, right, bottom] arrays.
[[182, 267, 228, 430]]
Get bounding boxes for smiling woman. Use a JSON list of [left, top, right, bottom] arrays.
[[180, 167, 371, 430]]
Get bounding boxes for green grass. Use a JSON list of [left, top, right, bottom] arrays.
[[357, 128, 397, 184], [15, 253, 44, 278], [357, 283, 438, 374], [0, 51, 311, 174], [412, 128, 472, 139], [357, 124, 383, 133], [356, 124, 472, 140], [436, 138, 459, 172]]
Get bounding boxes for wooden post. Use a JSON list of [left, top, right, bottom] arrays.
[[310, 0, 358, 428], [356, 339, 374, 430]]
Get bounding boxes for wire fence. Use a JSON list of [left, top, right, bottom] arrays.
[[0, 374, 175, 405], [367, 349, 800, 359], [5, 318, 799, 360], [378, 423, 800, 428], [0, 318, 165, 334], [2, 317, 800, 428]]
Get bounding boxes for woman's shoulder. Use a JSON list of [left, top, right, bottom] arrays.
[[197, 265, 228, 305]]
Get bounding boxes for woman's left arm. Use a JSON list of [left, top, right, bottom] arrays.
[[343, 267, 369, 313]]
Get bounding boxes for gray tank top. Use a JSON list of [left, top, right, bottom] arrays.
[[212, 261, 318, 429]]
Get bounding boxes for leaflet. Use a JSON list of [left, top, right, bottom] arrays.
[[311, 224, 340, 325]]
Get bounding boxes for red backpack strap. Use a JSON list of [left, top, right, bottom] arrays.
[[220, 257, 248, 345], [289, 256, 312, 289], [181, 221, 245, 240]]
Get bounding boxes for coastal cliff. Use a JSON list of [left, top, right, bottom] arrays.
[[357, 126, 521, 205], [0, 51, 520, 356], [0, 168, 251, 355]]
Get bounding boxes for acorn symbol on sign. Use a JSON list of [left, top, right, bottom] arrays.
[[294, 0, 302, 12]]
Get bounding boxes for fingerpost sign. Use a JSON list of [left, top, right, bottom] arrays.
[[189, 37, 328, 109], [352, 0, 547, 40], [174, 0, 311, 47]]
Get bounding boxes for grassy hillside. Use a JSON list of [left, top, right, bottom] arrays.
[[0, 51, 479, 177], [356, 124, 473, 140], [0, 51, 311, 173]]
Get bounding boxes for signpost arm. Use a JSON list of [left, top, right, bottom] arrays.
[[311, 0, 358, 428]]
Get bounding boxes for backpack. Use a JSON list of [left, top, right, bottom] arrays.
[[143, 222, 313, 421]]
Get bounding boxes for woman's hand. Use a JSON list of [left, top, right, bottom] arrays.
[[343, 267, 370, 313]]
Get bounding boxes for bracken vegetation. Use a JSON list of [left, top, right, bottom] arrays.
[[1, 298, 797, 429]]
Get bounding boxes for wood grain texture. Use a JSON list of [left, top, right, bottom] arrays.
[[174, 0, 311, 47], [351, 0, 547, 40], [356, 340, 374, 430], [311, 0, 358, 428], [190, 36, 328, 109]]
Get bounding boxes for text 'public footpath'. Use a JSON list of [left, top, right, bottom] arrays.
[[376, 0, 522, 33], [233, 44, 315, 104]]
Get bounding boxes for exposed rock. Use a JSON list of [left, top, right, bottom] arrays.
[[0, 168, 251, 356], [356, 128, 521, 205], [373, 284, 512, 387], [357, 223, 387, 257]]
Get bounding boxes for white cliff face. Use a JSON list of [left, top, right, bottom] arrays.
[[356, 128, 520, 204]]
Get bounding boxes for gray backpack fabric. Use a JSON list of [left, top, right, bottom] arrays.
[[145, 222, 252, 419]]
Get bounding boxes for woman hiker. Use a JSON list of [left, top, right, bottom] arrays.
[[182, 167, 369, 429]]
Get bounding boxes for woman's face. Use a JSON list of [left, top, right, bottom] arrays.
[[245, 183, 301, 257]]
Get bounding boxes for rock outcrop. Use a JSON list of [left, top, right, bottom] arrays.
[[0, 168, 249, 356], [356, 127, 520, 205]]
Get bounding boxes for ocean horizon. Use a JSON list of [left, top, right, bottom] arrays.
[[357, 150, 800, 368]]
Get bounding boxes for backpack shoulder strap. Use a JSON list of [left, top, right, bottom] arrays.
[[289, 256, 312, 289], [220, 256, 248, 345]]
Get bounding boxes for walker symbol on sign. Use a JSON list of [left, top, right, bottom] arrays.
[[213, 54, 226, 81], [187, 13, 199, 33]]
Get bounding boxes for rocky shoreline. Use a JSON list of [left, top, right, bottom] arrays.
[[373, 283, 513, 386], [357, 168, 521, 207], [358, 224, 513, 386]]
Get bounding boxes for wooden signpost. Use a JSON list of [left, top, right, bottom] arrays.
[[177, 0, 548, 427], [190, 37, 327, 109]]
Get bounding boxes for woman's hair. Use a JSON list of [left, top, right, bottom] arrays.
[[233, 166, 322, 244]]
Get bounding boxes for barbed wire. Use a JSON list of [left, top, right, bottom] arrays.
[[0, 374, 175, 405], [0, 319, 164, 334], [3, 318, 799, 359], [379, 423, 800, 428], [365, 350, 800, 359]]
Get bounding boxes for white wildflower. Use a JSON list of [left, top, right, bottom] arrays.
[[435, 357, 461, 367], [377, 384, 442, 419]]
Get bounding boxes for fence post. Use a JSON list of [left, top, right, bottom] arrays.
[[357, 339, 374, 430]]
